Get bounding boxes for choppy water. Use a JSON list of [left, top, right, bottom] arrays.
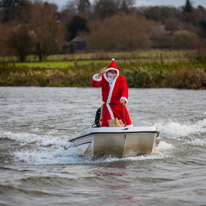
[[0, 87, 206, 206]]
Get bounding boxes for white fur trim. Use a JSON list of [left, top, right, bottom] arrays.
[[103, 65, 119, 119], [104, 70, 119, 104], [105, 68, 118, 72], [104, 69, 119, 83], [112, 58, 115, 61], [120, 97, 128, 104], [106, 103, 114, 120], [93, 73, 102, 81]]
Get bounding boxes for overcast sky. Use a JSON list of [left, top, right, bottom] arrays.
[[47, 0, 206, 10]]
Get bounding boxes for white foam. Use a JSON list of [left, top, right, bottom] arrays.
[[154, 141, 175, 156], [1, 131, 71, 148], [2, 117, 206, 164], [13, 140, 175, 165], [14, 147, 87, 165], [2, 130, 176, 164], [13, 146, 166, 165], [13, 141, 171, 165], [94, 154, 164, 163], [155, 119, 206, 148], [155, 119, 206, 139], [187, 138, 206, 147]]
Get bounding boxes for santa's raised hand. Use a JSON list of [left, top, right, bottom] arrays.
[[98, 67, 107, 77]]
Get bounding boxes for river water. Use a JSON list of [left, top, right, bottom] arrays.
[[0, 87, 206, 206]]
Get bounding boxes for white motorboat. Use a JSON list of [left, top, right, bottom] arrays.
[[69, 126, 159, 159]]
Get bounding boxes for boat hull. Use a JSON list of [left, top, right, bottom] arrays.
[[69, 127, 158, 159]]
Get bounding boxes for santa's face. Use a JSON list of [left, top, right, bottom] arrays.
[[107, 70, 117, 80]]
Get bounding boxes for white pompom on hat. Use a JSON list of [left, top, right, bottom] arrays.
[[106, 58, 119, 72]]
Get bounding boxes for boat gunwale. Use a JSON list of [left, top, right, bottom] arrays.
[[73, 140, 92, 147], [69, 130, 159, 142]]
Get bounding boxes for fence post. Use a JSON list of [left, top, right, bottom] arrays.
[[160, 53, 164, 66], [74, 56, 78, 67]]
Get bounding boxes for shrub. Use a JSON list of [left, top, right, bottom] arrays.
[[172, 30, 201, 49], [126, 67, 163, 88], [88, 13, 153, 51], [69, 42, 77, 53], [166, 67, 206, 89], [193, 50, 206, 64]]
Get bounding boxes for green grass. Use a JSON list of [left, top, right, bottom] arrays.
[[15, 61, 77, 68], [1, 60, 206, 88], [1, 50, 205, 88], [13, 58, 189, 69], [1, 50, 195, 63], [14, 60, 113, 69]]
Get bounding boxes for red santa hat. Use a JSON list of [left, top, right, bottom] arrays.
[[106, 58, 119, 72], [104, 58, 119, 82]]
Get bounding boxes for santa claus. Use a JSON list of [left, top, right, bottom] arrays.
[[91, 58, 132, 127]]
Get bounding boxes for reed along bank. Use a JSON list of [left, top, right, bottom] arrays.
[[1, 58, 206, 89]]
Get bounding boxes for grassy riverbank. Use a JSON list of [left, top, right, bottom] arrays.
[[0, 50, 206, 89], [0, 50, 193, 63]]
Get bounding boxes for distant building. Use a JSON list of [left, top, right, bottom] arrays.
[[151, 25, 172, 48], [71, 35, 88, 50], [151, 25, 168, 36]]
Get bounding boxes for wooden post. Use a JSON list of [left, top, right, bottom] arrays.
[[160, 53, 164, 66], [74, 56, 77, 67]]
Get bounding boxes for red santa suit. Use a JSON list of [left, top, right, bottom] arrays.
[[91, 59, 132, 127]]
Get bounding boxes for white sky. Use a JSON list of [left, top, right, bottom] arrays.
[[47, 0, 206, 10]]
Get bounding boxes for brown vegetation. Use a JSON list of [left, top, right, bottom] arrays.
[[0, 21, 10, 56], [8, 24, 32, 62], [29, 2, 65, 61], [1, 57, 206, 89], [172, 30, 202, 49], [88, 13, 154, 51], [0, 0, 206, 62]]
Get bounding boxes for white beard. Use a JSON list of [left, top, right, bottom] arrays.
[[107, 77, 114, 82], [107, 72, 116, 82]]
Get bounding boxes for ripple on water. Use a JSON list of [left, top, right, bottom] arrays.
[[0, 88, 206, 206]]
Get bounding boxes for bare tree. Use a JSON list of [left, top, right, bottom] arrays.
[[88, 13, 154, 51], [120, 0, 135, 13], [29, 1, 65, 61], [0, 21, 11, 57], [8, 24, 32, 62], [93, 0, 120, 19], [78, 0, 91, 14], [64, 0, 78, 13]]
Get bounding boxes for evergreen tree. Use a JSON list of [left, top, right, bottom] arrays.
[[120, 0, 129, 13], [68, 16, 88, 40], [0, 0, 29, 22], [184, 0, 193, 13], [94, 0, 119, 19], [120, 0, 135, 13]]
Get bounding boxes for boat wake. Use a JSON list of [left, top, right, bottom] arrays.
[[0, 117, 205, 164], [155, 118, 206, 146]]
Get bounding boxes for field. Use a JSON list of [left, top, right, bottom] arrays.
[[0, 50, 206, 89], [1, 50, 192, 65], [3, 50, 191, 69]]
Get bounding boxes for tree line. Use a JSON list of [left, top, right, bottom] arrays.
[[0, 0, 206, 62]]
